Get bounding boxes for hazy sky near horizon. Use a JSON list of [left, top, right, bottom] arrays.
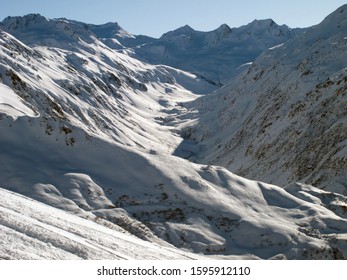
[[1, 0, 346, 37]]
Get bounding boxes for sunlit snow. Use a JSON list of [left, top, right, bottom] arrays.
[[0, 5, 346, 260]]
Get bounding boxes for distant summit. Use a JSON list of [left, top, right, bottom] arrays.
[[0, 14, 95, 47], [123, 19, 304, 83], [1, 14, 49, 30], [183, 4, 347, 193], [0, 14, 303, 84], [161, 24, 195, 39], [87, 22, 131, 38]]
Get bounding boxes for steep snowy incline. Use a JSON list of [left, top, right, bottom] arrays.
[[180, 5, 347, 194], [0, 187, 202, 260], [0, 24, 215, 154]]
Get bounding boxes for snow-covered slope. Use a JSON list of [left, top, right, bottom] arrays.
[[0, 19, 215, 151], [0, 187, 203, 260], [0, 14, 155, 51], [120, 20, 303, 84], [1, 9, 347, 260], [0, 14, 303, 85], [181, 5, 347, 194], [2, 110, 347, 259]]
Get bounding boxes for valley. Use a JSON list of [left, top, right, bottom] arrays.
[[0, 5, 346, 259]]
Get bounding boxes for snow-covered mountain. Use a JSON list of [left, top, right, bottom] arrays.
[[118, 20, 303, 84], [181, 5, 347, 194], [0, 6, 347, 260], [0, 14, 303, 85]]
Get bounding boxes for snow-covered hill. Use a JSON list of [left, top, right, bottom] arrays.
[[0, 7, 347, 260], [181, 5, 347, 194]]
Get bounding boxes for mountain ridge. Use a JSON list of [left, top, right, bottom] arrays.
[[127, 19, 304, 84], [0, 13, 305, 84], [0, 6, 346, 260], [179, 4, 347, 194]]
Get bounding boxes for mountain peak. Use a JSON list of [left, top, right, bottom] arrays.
[[0, 14, 96, 48], [178, 24, 195, 32], [160, 24, 195, 40], [1, 14, 49, 31], [87, 21, 134, 39], [215, 23, 232, 35], [248, 18, 278, 29], [204, 24, 232, 46]]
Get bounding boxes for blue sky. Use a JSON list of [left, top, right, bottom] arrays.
[[1, 0, 346, 37]]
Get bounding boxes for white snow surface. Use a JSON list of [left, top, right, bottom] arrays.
[[120, 20, 303, 84], [0, 187, 202, 260], [0, 14, 303, 85], [0, 83, 36, 118], [182, 4, 347, 194], [0, 6, 347, 260]]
